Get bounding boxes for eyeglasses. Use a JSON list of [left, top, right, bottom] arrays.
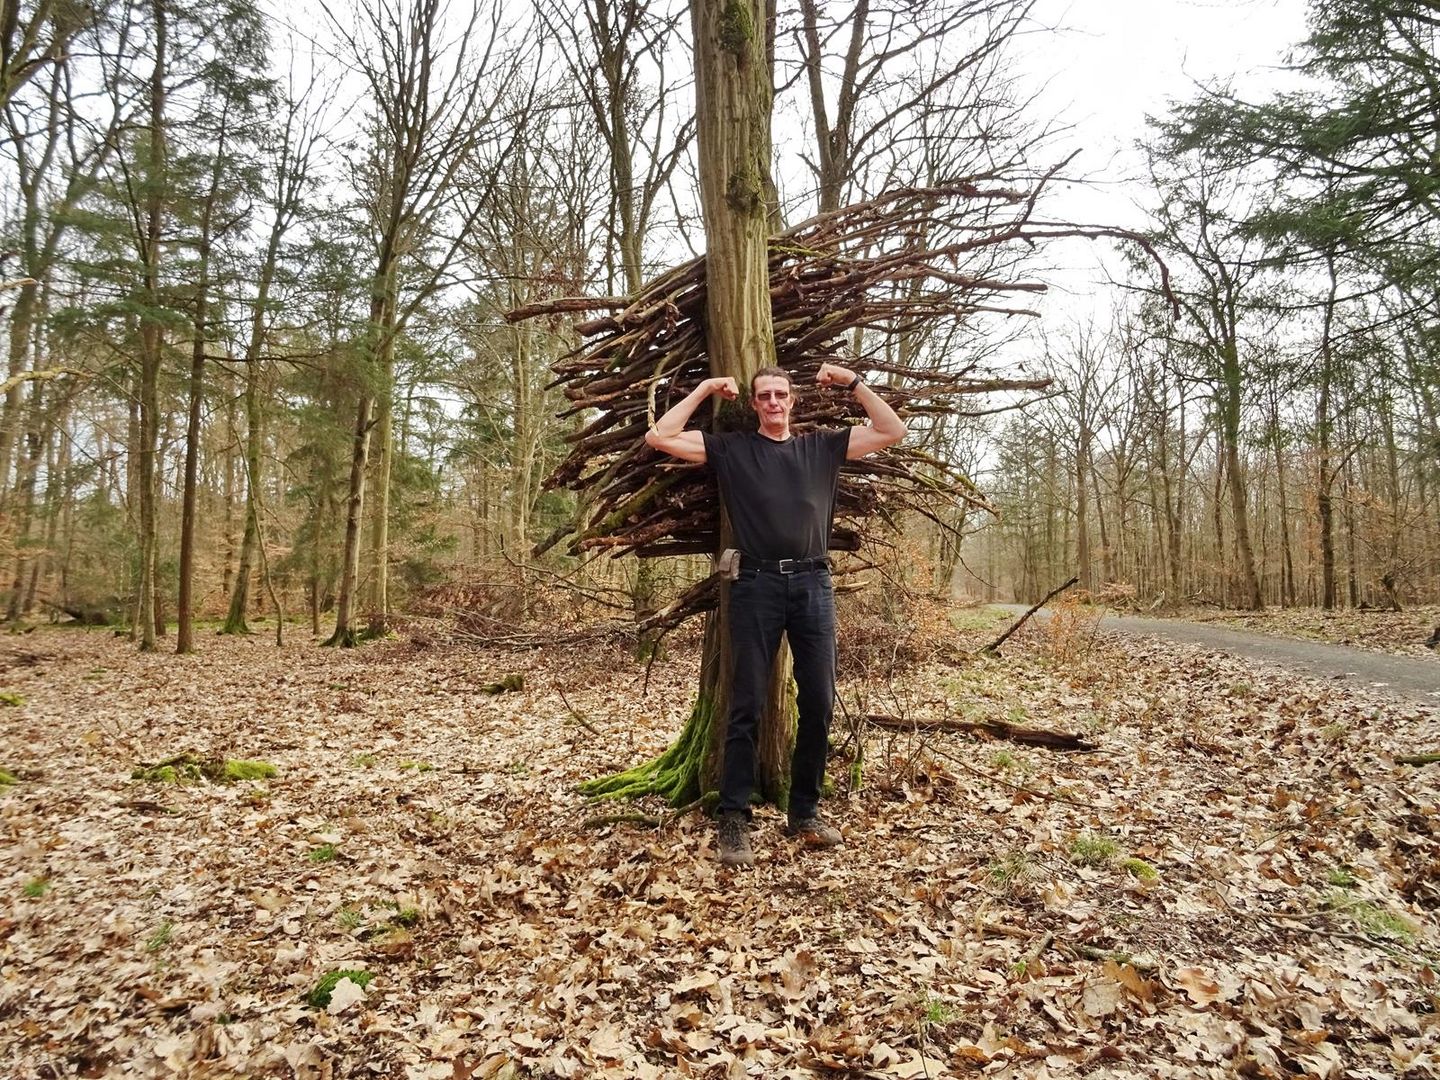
[[754, 390, 791, 402]]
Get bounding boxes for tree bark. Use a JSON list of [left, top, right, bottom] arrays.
[[135, 0, 167, 652], [1317, 257, 1338, 609], [1219, 339, 1262, 609]]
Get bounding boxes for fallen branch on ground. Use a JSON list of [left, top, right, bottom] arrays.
[[982, 575, 1080, 656], [866, 711, 1096, 751]]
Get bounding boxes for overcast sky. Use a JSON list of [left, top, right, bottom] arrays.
[[1017, 0, 1311, 308]]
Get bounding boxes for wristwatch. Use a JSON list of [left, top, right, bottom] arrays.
[[845, 373, 864, 392]]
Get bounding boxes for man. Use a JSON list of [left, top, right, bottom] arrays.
[[645, 362, 907, 866]]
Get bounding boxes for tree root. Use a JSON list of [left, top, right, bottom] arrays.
[[580, 694, 715, 807]]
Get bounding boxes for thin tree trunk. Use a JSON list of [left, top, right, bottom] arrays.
[[1219, 340, 1262, 609], [326, 388, 374, 648], [1317, 257, 1338, 609], [136, 0, 167, 652]]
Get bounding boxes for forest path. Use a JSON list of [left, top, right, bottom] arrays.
[[997, 605, 1440, 707]]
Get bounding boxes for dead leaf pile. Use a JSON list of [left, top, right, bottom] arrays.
[[0, 616, 1436, 1078]]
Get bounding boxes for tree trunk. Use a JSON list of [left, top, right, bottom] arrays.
[[177, 137, 221, 655], [135, 0, 167, 652], [176, 281, 206, 654], [325, 387, 374, 648], [586, 0, 794, 808], [27, 403, 65, 614], [0, 280, 36, 507], [1219, 340, 1262, 609], [363, 354, 393, 638], [1075, 395, 1092, 591], [1317, 259, 1338, 609], [4, 378, 44, 621], [223, 359, 262, 633]]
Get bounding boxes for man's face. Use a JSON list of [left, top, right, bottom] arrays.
[[752, 375, 794, 427]]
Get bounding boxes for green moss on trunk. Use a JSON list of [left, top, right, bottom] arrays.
[[719, 0, 754, 59], [579, 692, 718, 806]]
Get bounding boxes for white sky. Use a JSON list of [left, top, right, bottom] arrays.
[[1016, 0, 1311, 310]]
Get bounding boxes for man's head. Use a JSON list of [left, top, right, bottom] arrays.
[[749, 366, 793, 398], [749, 366, 795, 433]]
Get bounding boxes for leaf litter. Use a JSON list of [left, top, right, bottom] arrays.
[[0, 612, 1436, 1078]]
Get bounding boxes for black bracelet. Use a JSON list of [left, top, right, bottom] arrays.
[[846, 373, 864, 392]]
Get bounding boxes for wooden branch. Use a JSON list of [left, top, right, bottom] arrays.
[[1396, 753, 1440, 766], [865, 712, 1096, 751], [981, 575, 1080, 656], [502, 295, 629, 322], [500, 173, 1173, 566]]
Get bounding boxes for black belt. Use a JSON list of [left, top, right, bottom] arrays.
[[742, 555, 831, 574]]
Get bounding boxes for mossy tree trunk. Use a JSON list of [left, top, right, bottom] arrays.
[[585, 0, 800, 810]]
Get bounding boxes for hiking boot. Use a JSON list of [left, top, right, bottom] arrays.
[[786, 814, 843, 848], [716, 812, 755, 867]]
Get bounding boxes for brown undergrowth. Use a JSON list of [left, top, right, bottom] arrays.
[[0, 613, 1436, 1078]]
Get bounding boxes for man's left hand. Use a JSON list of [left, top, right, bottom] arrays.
[[816, 362, 857, 388]]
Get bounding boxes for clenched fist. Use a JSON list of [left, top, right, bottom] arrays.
[[816, 362, 858, 389], [702, 376, 739, 400]]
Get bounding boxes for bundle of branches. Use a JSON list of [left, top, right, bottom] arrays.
[[510, 170, 1160, 577]]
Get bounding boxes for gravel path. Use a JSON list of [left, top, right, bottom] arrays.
[[999, 606, 1440, 707]]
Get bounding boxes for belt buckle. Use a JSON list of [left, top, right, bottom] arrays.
[[777, 558, 796, 574]]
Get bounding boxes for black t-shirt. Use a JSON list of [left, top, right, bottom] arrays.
[[702, 428, 850, 560]]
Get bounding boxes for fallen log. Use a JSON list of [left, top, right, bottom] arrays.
[[866, 712, 1096, 751]]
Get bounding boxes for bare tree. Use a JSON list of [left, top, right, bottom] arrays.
[[791, 0, 1036, 213], [1142, 140, 1268, 610], [222, 68, 330, 635], [320, 0, 533, 645]]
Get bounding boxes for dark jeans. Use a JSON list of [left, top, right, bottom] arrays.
[[719, 565, 836, 820]]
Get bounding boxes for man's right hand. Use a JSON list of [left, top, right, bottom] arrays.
[[703, 377, 739, 400]]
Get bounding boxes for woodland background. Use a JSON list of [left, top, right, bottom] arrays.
[[0, 0, 1437, 649]]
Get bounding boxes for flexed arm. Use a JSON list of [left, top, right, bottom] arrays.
[[644, 377, 739, 463], [816, 363, 907, 460]]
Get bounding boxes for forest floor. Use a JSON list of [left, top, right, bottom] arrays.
[[1164, 604, 1440, 660], [1, 606, 1438, 1079]]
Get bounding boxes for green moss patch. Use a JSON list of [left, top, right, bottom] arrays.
[[718, 0, 754, 57], [222, 759, 277, 781], [132, 753, 278, 784]]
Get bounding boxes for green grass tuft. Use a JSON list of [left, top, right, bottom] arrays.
[[22, 877, 48, 898], [305, 969, 373, 1008], [1324, 891, 1416, 943], [399, 761, 434, 773], [351, 753, 378, 768], [1069, 832, 1120, 867], [308, 844, 337, 864], [921, 995, 955, 1024], [0, 767, 17, 789], [146, 920, 174, 952], [988, 851, 1036, 893], [1326, 866, 1358, 888], [0, 691, 24, 706], [392, 906, 420, 927]]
